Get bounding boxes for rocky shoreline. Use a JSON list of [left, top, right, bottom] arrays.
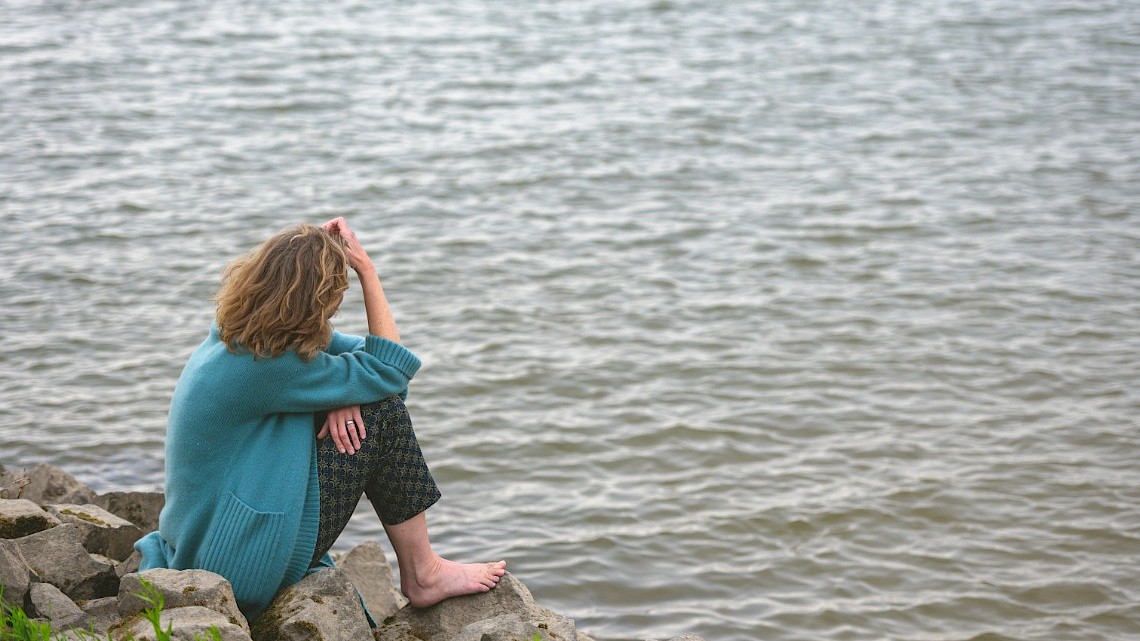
[[1, 463, 704, 641]]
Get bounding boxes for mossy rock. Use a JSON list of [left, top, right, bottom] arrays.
[[59, 508, 111, 527], [0, 499, 61, 539]]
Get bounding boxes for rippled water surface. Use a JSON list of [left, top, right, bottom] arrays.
[[3, 1, 1139, 639]]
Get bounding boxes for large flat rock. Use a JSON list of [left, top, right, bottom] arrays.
[[374, 573, 578, 641]]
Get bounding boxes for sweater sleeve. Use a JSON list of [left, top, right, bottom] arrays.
[[267, 336, 421, 414], [325, 331, 365, 355]]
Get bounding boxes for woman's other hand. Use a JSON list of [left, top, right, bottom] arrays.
[[317, 405, 366, 455], [322, 217, 374, 275]]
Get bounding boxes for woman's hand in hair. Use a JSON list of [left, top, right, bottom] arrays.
[[322, 217, 374, 276], [317, 405, 366, 455], [323, 216, 399, 341]]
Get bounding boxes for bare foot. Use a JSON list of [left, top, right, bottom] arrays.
[[402, 556, 508, 608]]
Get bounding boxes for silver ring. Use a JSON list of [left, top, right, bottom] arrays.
[[346, 420, 355, 425]]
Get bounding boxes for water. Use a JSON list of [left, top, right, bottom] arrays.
[[2, 0, 1139, 639]]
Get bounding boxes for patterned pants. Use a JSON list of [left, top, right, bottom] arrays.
[[311, 395, 441, 565]]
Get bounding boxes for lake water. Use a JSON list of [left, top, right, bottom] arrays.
[[2, 1, 1139, 639]]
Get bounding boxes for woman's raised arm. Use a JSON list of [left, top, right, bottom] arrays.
[[323, 217, 401, 343]]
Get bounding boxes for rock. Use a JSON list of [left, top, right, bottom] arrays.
[[12, 523, 119, 600], [28, 582, 87, 631], [334, 541, 407, 620], [0, 498, 62, 539], [449, 613, 559, 641], [0, 538, 31, 607], [94, 491, 164, 533], [119, 606, 253, 641], [374, 573, 577, 641], [0, 465, 29, 500], [45, 503, 144, 561], [55, 630, 102, 641], [117, 549, 142, 577], [18, 464, 96, 506], [251, 567, 371, 641], [118, 569, 249, 634], [77, 596, 122, 635], [647, 636, 707, 641]]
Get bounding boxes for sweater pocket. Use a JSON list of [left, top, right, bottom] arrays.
[[198, 491, 287, 605]]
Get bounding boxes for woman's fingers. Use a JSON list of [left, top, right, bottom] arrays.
[[353, 406, 366, 442], [323, 218, 370, 273], [326, 405, 363, 455], [333, 421, 354, 455], [322, 216, 346, 234], [345, 417, 361, 452]]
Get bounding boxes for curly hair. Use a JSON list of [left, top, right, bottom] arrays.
[[214, 224, 349, 361]]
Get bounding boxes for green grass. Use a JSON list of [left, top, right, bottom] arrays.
[[1, 580, 222, 641]]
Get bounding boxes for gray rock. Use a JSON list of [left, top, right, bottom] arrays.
[[28, 582, 87, 631], [251, 567, 371, 641], [45, 503, 143, 561], [12, 524, 119, 600], [0, 538, 31, 606], [375, 573, 577, 641], [0, 498, 62, 539], [119, 605, 253, 641], [118, 569, 249, 633], [94, 491, 164, 533], [0, 466, 29, 500], [77, 596, 122, 635], [450, 613, 560, 641], [335, 541, 407, 620], [117, 549, 142, 577], [18, 464, 96, 506], [54, 630, 101, 641]]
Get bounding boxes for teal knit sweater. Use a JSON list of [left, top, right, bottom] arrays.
[[134, 325, 421, 621]]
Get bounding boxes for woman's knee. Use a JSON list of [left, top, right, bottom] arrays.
[[361, 395, 409, 425], [361, 395, 415, 445]]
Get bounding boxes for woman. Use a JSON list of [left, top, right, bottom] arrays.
[[134, 217, 506, 622]]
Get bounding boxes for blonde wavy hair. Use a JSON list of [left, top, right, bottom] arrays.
[[214, 224, 349, 361]]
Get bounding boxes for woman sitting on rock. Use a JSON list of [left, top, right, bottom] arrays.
[[134, 217, 506, 622]]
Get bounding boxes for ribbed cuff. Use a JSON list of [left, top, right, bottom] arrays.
[[364, 336, 422, 379]]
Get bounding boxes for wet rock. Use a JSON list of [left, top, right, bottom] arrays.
[[18, 464, 96, 506], [0, 498, 62, 539], [12, 523, 119, 600], [334, 541, 407, 620], [119, 606, 253, 641], [118, 569, 250, 634], [94, 491, 164, 533], [45, 503, 143, 561], [0, 538, 31, 607], [28, 582, 87, 631], [374, 573, 577, 641], [251, 567, 371, 641]]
